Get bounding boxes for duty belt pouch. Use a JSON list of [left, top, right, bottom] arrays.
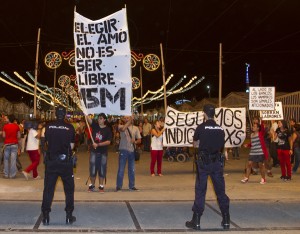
[[58, 154, 67, 161], [195, 153, 204, 169]]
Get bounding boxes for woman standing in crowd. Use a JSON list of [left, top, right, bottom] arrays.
[[291, 124, 300, 173], [22, 121, 42, 180], [274, 120, 292, 181], [241, 122, 266, 184], [150, 120, 165, 176]]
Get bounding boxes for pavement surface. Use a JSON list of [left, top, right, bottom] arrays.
[[0, 146, 300, 234]]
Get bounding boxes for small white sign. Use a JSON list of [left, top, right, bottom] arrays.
[[260, 102, 283, 120], [249, 87, 275, 110]]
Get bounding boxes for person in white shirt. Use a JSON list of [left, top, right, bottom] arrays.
[[150, 120, 165, 176], [270, 120, 279, 167], [22, 122, 42, 180]]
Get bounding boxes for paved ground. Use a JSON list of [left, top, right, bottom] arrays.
[[0, 146, 300, 233]]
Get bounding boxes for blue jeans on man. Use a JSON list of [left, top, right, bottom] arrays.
[[116, 149, 135, 189], [89, 151, 107, 178], [3, 144, 18, 178]]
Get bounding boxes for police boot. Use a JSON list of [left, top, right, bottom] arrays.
[[185, 212, 201, 230], [66, 212, 76, 224], [42, 211, 49, 225], [221, 213, 230, 229]]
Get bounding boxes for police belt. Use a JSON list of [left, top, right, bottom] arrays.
[[197, 151, 221, 165], [47, 153, 71, 162]]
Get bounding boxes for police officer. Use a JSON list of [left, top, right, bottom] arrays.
[[186, 104, 230, 230], [41, 105, 76, 225]]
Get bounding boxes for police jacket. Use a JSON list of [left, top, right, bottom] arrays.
[[193, 119, 225, 154], [45, 120, 75, 157]]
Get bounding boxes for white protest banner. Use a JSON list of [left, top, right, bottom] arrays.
[[74, 9, 132, 115], [249, 87, 275, 110], [163, 106, 246, 148], [260, 102, 283, 120]]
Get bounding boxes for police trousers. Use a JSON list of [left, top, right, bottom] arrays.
[[41, 159, 74, 213], [192, 160, 230, 216]]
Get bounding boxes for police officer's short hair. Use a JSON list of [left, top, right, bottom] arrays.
[[55, 105, 66, 120], [203, 104, 215, 118]]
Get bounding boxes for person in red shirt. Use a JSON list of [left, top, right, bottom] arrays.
[[2, 114, 20, 178]]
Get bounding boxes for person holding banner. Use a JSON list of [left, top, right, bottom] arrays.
[[116, 115, 141, 192], [186, 104, 230, 230], [241, 122, 267, 184], [150, 120, 165, 176], [86, 113, 112, 193], [250, 117, 272, 177], [274, 120, 292, 181]]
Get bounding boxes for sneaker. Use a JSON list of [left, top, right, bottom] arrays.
[[99, 186, 104, 193], [251, 170, 258, 175], [88, 184, 96, 192], [22, 171, 29, 180], [33, 175, 42, 180], [241, 177, 249, 183], [151, 174, 155, 177], [115, 187, 122, 192], [260, 178, 266, 184], [158, 174, 163, 177], [129, 187, 140, 191], [280, 176, 286, 180], [284, 176, 291, 181], [267, 172, 274, 177]]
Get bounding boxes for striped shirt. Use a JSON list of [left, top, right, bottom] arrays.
[[249, 135, 263, 156]]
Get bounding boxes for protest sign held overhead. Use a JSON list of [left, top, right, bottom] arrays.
[[249, 87, 275, 110], [74, 9, 132, 115], [260, 102, 283, 120], [164, 106, 246, 148]]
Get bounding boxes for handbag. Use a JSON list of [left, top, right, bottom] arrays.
[[127, 128, 140, 161]]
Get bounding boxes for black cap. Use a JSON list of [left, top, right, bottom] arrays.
[[55, 105, 66, 120], [203, 104, 215, 118]]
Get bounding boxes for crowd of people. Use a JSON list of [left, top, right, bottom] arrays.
[[1, 108, 300, 228], [240, 117, 300, 184]]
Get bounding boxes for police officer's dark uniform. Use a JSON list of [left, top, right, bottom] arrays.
[[186, 104, 230, 230], [41, 105, 76, 225]]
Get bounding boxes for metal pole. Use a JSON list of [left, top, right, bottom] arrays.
[[34, 28, 41, 118], [218, 43, 222, 107], [160, 43, 167, 111], [52, 68, 57, 119], [140, 66, 143, 115]]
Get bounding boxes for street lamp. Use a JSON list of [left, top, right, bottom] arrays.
[[207, 85, 211, 98]]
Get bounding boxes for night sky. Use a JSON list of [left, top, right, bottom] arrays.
[[1, 0, 300, 109]]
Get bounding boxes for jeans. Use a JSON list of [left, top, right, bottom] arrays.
[[89, 151, 108, 178], [116, 149, 135, 189], [3, 144, 18, 178], [292, 147, 300, 173], [0, 142, 3, 168]]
